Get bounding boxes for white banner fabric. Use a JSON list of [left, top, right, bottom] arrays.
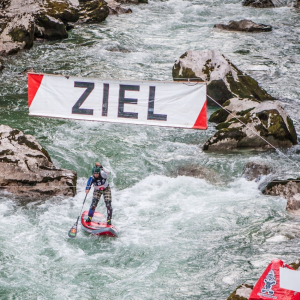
[[28, 73, 207, 129]]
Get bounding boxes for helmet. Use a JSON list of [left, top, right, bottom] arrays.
[[92, 166, 101, 174]]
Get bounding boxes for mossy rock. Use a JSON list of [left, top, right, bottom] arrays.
[[172, 50, 274, 107], [227, 74, 274, 101], [216, 122, 230, 130], [257, 109, 297, 144], [44, 0, 80, 23], [9, 23, 34, 48], [172, 62, 198, 81], [287, 116, 297, 144], [203, 127, 246, 150], [80, 0, 109, 23], [207, 79, 234, 106], [34, 14, 68, 40], [209, 108, 229, 123]]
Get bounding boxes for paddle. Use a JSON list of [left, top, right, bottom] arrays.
[[68, 193, 88, 238]]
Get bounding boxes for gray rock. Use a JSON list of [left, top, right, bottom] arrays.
[[0, 0, 110, 55], [172, 50, 274, 106], [170, 165, 224, 185], [34, 14, 68, 40], [226, 284, 253, 300], [79, 0, 110, 22], [214, 19, 272, 32], [0, 13, 35, 55], [242, 161, 273, 181], [102, 0, 131, 15], [203, 98, 297, 151], [264, 179, 300, 212], [0, 125, 77, 199], [242, 0, 275, 8], [19, 67, 35, 75]]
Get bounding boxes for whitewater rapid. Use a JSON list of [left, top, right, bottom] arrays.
[[0, 0, 300, 298]]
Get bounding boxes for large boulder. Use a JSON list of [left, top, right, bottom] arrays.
[[0, 125, 77, 199], [43, 0, 80, 23], [34, 13, 68, 40], [0, 13, 35, 55], [203, 98, 297, 151], [0, 0, 110, 55], [242, 0, 275, 8], [104, 0, 132, 15], [242, 161, 273, 181], [78, 0, 110, 21], [170, 164, 225, 185], [172, 50, 274, 106], [214, 19, 272, 32], [264, 179, 300, 212]]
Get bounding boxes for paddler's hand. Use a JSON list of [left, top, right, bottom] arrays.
[[85, 190, 89, 194]]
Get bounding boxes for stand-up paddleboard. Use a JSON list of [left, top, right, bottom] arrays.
[[81, 211, 118, 237]]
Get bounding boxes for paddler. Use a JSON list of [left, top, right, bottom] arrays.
[[85, 162, 113, 225]]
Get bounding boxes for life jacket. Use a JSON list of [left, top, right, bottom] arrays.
[[93, 171, 108, 190]]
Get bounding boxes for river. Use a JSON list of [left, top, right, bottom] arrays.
[[0, 0, 300, 299]]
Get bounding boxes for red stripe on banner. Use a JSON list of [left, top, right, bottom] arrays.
[[28, 73, 44, 108], [192, 101, 207, 129]]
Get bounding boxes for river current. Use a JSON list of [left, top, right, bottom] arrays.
[[0, 0, 300, 299]]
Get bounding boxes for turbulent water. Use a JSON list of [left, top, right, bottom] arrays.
[[1, 0, 300, 299]]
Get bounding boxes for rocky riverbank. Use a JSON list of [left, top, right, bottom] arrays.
[[0, 0, 144, 58], [0, 125, 77, 199]]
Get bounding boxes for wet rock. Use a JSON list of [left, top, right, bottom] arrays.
[[203, 98, 297, 151], [106, 45, 130, 52], [115, 0, 148, 3], [103, 0, 131, 15], [226, 284, 253, 300], [0, 13, 35, 55], [19, 67, 36, 75], [295, 0, 300, 8], [0, 125, 77, 199], [65, 22, 75, 30], [79, 0, 110, 22], [242, 0, 275, 8], [290, 259, 300, 270], [0, 0, 110, 55], [43, 0, 80, 23], [214, 19, 272, 32], [170, 165, 224, 185], [172, 50, 274, 106], [264, 179, 300, 212], [242, 161, 273, 181], [34, 13, 68, 40]]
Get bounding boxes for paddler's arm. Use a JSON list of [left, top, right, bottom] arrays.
[[85, 176, 93, 194], [102, 167, 110, 175]]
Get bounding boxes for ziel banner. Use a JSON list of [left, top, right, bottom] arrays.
[[28, 73, 207, 129]]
